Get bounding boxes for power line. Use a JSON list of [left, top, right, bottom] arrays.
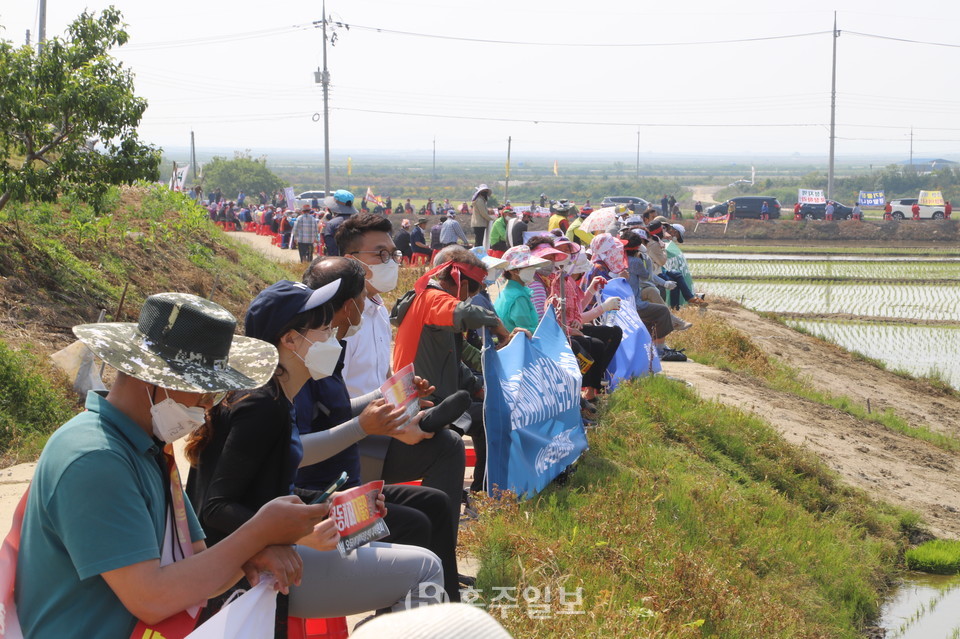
[[330, 106, 825, 127], [342, 23, 832, 47], [845, 30, 960, 49]]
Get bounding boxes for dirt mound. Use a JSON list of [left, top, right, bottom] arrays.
[[665, 299, 960, 538]]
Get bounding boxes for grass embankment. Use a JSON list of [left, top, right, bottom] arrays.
[[0, 185, 300, 462], [464, 374, 917, 638], [669, 313, 960, 454]]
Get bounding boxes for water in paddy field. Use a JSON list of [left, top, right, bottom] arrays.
[[687, 253, 960, 262], [878, 573, 960, 638], [786, 321, 960, 391]]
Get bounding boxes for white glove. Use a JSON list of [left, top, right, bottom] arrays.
[[601, 297, 621, 312], [663, 281, 678, 290]]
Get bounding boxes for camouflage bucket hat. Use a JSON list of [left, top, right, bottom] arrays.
[[73, 292, 278, 393]]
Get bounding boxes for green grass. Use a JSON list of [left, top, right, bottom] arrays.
[[0, 341, 77, 463], [464, 376, 915, 638], [905, 540, 960, 575]]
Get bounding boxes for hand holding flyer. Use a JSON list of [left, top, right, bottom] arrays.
[[378, 363, 420, 425], [330, 481, 389, 557]]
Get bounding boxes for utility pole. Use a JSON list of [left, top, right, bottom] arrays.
[[190, 131, 197, 182], [504, 136, 512, 203], [37, 0, 46, 55], [909, 126, 914, 169], [25, 30, 31, 47], [636, 127, 641, 179], [827, 12, 839, 200], [320, 0, 331, 195]]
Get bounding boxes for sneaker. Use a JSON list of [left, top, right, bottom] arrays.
[[660, 348, 688, 362], [673, 319, 693, 331], [687, 295, 707, 305]]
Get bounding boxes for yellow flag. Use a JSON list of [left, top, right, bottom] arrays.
[[347, 157, 352, 176], [553, 160, 558, 177]]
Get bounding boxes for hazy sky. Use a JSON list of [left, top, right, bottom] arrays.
[[3, 0, 959, 162]]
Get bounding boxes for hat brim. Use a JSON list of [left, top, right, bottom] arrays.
[[73, 323, 278, 393], [324, 197, 355, 215]]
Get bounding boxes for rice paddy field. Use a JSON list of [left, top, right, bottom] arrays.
[[685, 248, 960, 390]]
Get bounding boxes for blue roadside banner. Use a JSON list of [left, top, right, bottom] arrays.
[[858, 190, 885, 206], [482, 309, 587, 499], [598, 277, 661, 389]]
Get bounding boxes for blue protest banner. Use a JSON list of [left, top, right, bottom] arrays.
[[598, 278, 661, 389], [482, 309, 587, 498], [858, 191, 885, 206]]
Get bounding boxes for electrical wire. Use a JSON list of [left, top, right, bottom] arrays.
[[845, 30, 960, 49]]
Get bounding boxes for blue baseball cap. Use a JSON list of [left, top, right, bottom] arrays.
[[324, 190, 356, 215], [245, 279, 341, 344]]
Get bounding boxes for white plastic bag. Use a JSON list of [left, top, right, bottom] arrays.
[[184, 578, 277, 639]]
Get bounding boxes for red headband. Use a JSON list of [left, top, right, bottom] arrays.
[[415, 260, 488, 295]]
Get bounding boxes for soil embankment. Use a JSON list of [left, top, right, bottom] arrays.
[[664, 299, 960, 538]]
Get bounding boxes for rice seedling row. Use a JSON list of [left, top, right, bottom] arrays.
[[689, 260, 960, 282], [698, 281, 960, 322], [786, 320, 960, 391]]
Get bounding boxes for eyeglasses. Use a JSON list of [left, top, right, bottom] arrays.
[[349, 249, 403, 264]]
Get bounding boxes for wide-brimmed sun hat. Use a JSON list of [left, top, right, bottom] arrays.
[[472, 184, 492, 201], [324, 189, 356, 216], [530, 243, 567, 262], [501, 245, 549, 271], [73, 293, 278, 393]]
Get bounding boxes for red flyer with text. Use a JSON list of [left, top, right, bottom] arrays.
[[378, 363, 419, 424], [330, 480, 388, 556]]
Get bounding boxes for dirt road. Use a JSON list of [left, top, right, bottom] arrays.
[[663, 299, 960, 538], [225, 230, 302, 264], [688, 184, 723, 205]]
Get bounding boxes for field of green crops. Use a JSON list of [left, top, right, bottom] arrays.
[[688, 249, 960, 390], [684, 245, 960, 256], [688, 259, 960, 281]]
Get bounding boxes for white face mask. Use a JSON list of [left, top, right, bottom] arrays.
[[298, 331, 343, 379], [368, 260, 399, 293], [148, 388, 207, 444], [343, 299, 364, 338], [518, 268, 538, 284]]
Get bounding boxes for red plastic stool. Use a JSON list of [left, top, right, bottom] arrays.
[[410, 253, 428, 266], [287, 616, 349, 639], [465, 447, 476, 468]]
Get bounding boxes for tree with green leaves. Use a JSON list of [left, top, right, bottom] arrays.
[[0, 7, 160, 213], [201, 151, 285, 201]]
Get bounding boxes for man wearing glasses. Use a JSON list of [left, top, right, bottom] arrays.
[[332, 214, 467, 544]]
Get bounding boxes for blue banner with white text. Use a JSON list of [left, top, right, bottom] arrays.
[[482, 310, 587, 499], [598, 278, 661, 389], [858, 191, 885, 206]]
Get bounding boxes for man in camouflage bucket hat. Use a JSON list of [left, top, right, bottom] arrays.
[[16, 292, 332, 639]]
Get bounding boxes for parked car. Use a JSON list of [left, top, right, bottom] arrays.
[[888, 198, 946, 220], [705, 196, 782, 220], [600, 196, 651, 211], [798, 201, 854, 220], [295, 190, 329, 210]]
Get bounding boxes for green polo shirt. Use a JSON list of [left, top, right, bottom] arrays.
[[16, 391, 204, 639]]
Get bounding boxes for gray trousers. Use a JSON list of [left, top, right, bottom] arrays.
[[289, 542, 445, 617]]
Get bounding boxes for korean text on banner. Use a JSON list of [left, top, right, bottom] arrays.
[[798, 189, 825, 204], [698, 213, 729, 224], [919, 191, 945, 206], [599, 278, 660, 389], [858, 191, 885, 206], [482, 310, 587, 499]]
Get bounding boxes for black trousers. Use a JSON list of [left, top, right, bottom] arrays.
[[381, 483, 459, 602], [579, 324, 623, 389], [472, 226, 486, 246], [297, 241, 314, 263]]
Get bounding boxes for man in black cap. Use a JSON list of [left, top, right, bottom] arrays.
[[15, 294, 327, 639]]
